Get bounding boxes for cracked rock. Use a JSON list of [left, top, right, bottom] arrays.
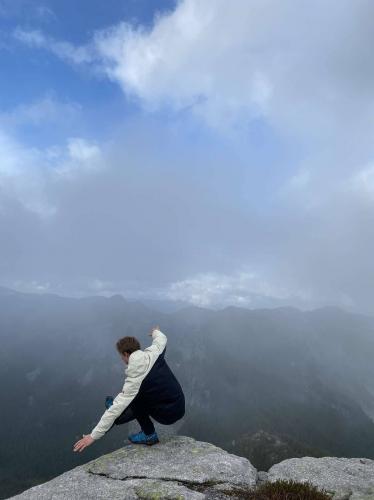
[[87, 435, 257, 488]]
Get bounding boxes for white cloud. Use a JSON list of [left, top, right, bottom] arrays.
[[90, 0, 374, 136], [163, 269, 310, 309], [14, 27, 94, 65], [0, 129, 54, 216], [349, 163, 374, 199], [285, 169, 311, 192], [0, 1, 55, 21], [13, 280, 51, 294], [67, 137, 101, 162], [0, 127, 102, 216], [35, 5, 55, 22], [90, 279, 116, 293], [0, 95, 81, 128], [92, 2, 276, 128], [14, 1, 374, 136], [54, 137, 102, 178]]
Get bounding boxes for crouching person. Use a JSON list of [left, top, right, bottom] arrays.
[[73, 327, 185, 452]]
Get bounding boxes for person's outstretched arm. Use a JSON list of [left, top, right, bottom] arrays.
[[91, 369, 143, 439], [73, 367, 143, 452]]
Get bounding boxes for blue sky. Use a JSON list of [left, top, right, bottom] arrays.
[[0, 1, 175, 143], [1, 0, 374, 314]]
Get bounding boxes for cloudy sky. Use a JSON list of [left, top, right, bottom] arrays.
[[0, 0, 374, 313]]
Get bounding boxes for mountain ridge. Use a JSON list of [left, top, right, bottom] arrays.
[[2, 288, 374, 498]]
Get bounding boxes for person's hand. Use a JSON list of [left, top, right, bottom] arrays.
[[73, 434, 94, 452], [149, 325, 160, 336]]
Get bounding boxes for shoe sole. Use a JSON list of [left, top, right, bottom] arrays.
[[128, 438, 160, 446], [146, 439, 160, 446]]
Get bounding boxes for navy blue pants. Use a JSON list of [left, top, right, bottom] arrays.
[[108, 394, 185, 436]]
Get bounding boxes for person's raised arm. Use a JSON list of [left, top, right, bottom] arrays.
[[144, 325, 167, 356]]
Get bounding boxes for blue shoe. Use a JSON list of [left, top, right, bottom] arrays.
[[128, 429, 142, 441], [128, 430, 159, 446], [145, 432, 159, 446]]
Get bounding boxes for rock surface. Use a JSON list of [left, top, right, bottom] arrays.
[[10, 436, 374, 499], [10, 436, 257, 499], [268, 456, 374, 499]]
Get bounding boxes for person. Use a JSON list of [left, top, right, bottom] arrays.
[[73, 326, 185, 452]]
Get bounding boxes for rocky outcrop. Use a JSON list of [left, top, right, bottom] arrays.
[[10, 436, 257, 499], [268, 456, 374, 499], [9, 436, 374, 499]]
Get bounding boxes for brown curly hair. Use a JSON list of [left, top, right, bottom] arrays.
[[116, 336, 141, 355]]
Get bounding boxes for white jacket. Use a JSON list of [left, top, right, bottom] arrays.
[[90, 329, 167, 440]]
